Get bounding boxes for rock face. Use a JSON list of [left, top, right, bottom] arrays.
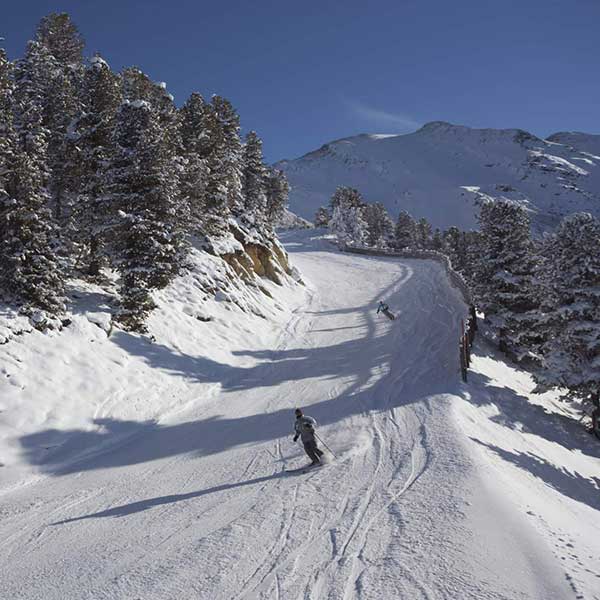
[[211, 220, 296, 289], [276, 122, 600, 233]]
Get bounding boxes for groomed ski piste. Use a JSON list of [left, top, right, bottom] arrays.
[[1, 230, 599, 599]]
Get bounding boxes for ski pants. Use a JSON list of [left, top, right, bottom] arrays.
[[303, 439, 323, 463]]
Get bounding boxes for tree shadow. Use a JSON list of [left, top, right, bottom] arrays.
[[17, 261, 453, 478], [470, 438, 600, 510], [465, 343, 600, 462], [51, 468, 304, 526]]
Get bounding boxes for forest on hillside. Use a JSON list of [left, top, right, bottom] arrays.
[[0, 13, 289, 331]]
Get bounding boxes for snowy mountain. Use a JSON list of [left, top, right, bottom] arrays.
[[276, 122, 600, 232]]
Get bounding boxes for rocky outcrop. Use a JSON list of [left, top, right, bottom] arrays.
[[211, 220, 300, 293]]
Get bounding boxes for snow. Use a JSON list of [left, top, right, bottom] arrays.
[[276, 122, 600, 234], [0, 230, 598, 599], [89, 55, 108, 69], [127, 99, 151, 110]]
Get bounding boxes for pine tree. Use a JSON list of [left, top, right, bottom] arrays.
[[69, 55, 122, 276], [12, 41, 54, 177], [474, 200, 540, 361], [201, 104, 231, 237], [35, 13, 85, 66], [394, 210, 417, 249], [35, 14, 85, 228], [330, 186, 364, 212], [104, 101, 187, 331], [534, 213, 600, 397], [5, 42, 65, 314], [212, 95, 244, 218], [0, 150, 65, 314], [242, 131, 268, 228], [122, 67, 182, 155], [363, 202, 394, 247], [314, 206, 330, 228], [443, 226, 467, 270], [0, 48, 14, 199], [264, 168, 289, 229], [329, 188, 368, 246], [415, 217, 432, 249], [431, 228, 443, 251], [0, 48, 17, 271], [179, 92, 210, 235]]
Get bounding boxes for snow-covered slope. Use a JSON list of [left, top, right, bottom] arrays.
[[1, 230, 598, 599], [276, 122, 600, 232]]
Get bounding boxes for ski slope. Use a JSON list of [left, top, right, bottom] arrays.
[[1, 231, 598, 599]]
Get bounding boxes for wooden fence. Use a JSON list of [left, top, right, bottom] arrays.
[[460, 305, 478, 382]]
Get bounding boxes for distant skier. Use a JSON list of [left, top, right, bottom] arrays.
[[293, 408, 324, 466], [377, 300, 395, 321]]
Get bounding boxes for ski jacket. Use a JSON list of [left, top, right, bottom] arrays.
[[294, 416, 317, 443], [377, 303, 389, 314]]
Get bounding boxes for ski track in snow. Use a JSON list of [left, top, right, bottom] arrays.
[[0, 231, 593, 599]]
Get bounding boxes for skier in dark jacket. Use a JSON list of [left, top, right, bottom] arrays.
[[377, 300, 395, 321], [293, 408, 324, 465]]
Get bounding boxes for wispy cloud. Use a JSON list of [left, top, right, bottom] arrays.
[[344, 99, 421, 131]]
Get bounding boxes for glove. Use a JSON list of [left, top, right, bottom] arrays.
[[293, 435, 298, 442]]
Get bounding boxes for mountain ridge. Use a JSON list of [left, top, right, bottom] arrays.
[[275, 122, 600, 232]]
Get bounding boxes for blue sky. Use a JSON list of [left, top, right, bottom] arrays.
[[2, 0, 599, 162]]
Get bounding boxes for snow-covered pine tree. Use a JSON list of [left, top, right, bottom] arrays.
[[431, 228, 443, 251], [35, 13, 85, 66], [415, 217, 432, 249], [179, 92, 210, 235], [242, 131, 268, 228], [212, 95, 244, 218], [200, 103, 232, 237], [0, 149, 66, 315], [69, 54, 122, 276], [534, 213, 600, 398], [34, 13, 85, 228], [0, 48, 16, 261], [103, 100, 187, 331], [0, 48, 14, 197], [474, 200, 540, 361], [5, 42, 65, 314], [394, 210, 417, 249], [121, 67, 182, 156], [314, 206, 330, 228], [461, 230, 483, 283], [12, 41, 54, 178], [329, 187, 368, 247], [363, 202, 394, 247], [443, 226, 467, 270], [329, 186, 364, 212], [264, 168, 289, 229]]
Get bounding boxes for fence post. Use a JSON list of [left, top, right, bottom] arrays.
[[459, 317, 468, 382], [470, 304, 478, 332], [460, 335, 467, 382]]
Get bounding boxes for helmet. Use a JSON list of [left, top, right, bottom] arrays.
[[294, 408, 302, 417]]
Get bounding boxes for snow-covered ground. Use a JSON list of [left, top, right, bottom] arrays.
[[1, 230, 598, 599], [276, 122, 600, 233]]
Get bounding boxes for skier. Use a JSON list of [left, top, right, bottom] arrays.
[[377, 300, 395, 321], [293, 408, 324, 466]]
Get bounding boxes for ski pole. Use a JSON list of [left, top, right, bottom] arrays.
[[315, 432, 337, 459]]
